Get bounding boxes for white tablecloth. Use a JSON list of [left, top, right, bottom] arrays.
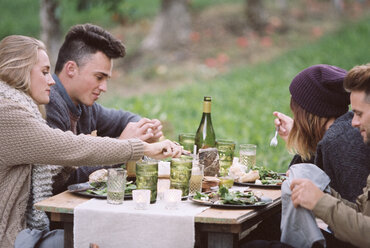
[[74, 198, 209, 248]]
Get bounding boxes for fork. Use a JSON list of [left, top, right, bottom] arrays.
[[270, 126, 279, 147]]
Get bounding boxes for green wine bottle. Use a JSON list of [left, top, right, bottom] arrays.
[[195, 96, 216, 153]]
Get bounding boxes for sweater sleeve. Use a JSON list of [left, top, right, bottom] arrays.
[[0, 100, 144, 167], [313, 193, 370, 248]]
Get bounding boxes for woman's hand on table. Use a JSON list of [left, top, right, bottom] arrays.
[[143, 139, 182, 159], [273, 111, 293, 142]]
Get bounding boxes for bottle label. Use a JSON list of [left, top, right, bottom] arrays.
[[203, 101, 211, 113]]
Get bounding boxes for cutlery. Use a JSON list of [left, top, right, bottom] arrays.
[[270, 126, 279, 147]]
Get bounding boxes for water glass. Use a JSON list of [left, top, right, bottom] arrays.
[[170, 156, 193, 196], [239, 144, 257, 171], [216, 139, 236, 176], [107, 168, 127, 205], [136, 160, 158, 203], [164, 189, 182, 210], [132, 189, 151, 210], [178, 133, 195, 153], [188, 160, 204, 195]]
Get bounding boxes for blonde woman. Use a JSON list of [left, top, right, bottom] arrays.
[[0, 35, 182, 248]]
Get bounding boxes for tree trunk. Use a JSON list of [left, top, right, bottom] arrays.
[[141, 0, 191, 53], [245, 0, 267, 33], [40, 0, 62, 67]]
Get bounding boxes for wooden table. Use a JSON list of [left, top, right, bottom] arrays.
[[35, 188, 281, 248]]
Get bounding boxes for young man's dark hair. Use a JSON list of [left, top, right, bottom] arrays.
[[344, 63, 370, 100], [54, 23, 126, 74]]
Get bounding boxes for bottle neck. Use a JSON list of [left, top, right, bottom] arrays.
[[203, 101, 211, 113]]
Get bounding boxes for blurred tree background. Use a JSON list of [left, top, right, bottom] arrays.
[[1, 0, 369, 171]]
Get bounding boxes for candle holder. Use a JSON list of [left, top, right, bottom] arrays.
[[164, 189, 182, 210], [132, 189, 151, 210]]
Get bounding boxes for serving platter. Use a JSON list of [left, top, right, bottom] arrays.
[[234, 182, 282, 188], [234, 173, 287, 188], [189, 190, 273, 209], [189, 195, 272, 208], [67, 182, 133, 199]]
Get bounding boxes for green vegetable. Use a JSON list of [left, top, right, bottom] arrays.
[[86, 181, 136, 196], [251, 165, 287, 185]]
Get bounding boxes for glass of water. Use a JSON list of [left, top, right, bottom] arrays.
[[239, 144, 257, 171], [107, 168, 127, 205]]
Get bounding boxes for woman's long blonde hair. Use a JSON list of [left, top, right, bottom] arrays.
[[0, 35, 46, 93], [286, 99, 331, 160]]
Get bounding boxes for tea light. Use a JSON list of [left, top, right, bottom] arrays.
[[132, 189, 151, 210], [157, 179, 170, 201], [164, 189, 182, 210], [158, 161, 171, 177]]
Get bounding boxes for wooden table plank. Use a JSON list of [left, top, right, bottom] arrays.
[[35, 191, 88, 214]]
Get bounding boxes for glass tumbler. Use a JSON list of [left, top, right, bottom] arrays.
[[216, 139, 236, 176], [239, 144, 257, 171], [107, 168, 127, 205], [170, 156, 193, 197], [136, 160, 158, 203], [188, 160, 204, 195], [178, 133, 195, 153]]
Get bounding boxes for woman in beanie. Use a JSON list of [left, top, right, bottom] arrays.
[[274, 64, 370, 204]]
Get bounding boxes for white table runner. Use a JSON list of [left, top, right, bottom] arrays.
[[74, 198, 209, 248]]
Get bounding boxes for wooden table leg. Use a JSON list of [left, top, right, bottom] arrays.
[[64, 221, 74, 248], [50, 213, 74, 248], [207, 232, 239, 248]]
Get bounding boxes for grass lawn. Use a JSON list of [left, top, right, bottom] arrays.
[[100, 15, 370, 172]]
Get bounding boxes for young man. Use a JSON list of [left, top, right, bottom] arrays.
[[290, 64, 370, 248], [46, 24, 163, 193]]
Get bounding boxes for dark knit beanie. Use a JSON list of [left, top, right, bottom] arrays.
[[289, 64, 350, 118]]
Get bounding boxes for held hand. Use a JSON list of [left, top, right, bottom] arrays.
[[119, 118, 162, 142], [273, 111, 293, 142], [145, 119, 163, 143], [290, 179, 324, 210], [143, 139, 182, 160]]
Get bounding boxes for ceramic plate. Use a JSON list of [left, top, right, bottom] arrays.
[[189, 194, 272, 209]]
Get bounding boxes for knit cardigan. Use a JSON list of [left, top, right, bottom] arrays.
[[0, 81, 144, 248]]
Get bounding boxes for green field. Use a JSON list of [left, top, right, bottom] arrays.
[[100, 16, 370, 172], [0, 0, 244, 39]]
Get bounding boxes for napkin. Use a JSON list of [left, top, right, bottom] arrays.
[[74, 199, 209, 248]]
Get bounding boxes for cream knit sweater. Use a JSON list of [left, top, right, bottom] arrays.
[[0, 81, 144, 248]]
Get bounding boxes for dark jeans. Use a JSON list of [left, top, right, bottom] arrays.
[[14, 228, 64, 248]]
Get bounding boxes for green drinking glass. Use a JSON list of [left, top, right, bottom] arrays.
[[135, 160, 158, 203], [170, 156, 193, 196], [178, 133, 195, 153], [216, 139, 236, 177]]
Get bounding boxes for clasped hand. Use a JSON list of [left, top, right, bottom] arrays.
[[119, 118, 163, 143]]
